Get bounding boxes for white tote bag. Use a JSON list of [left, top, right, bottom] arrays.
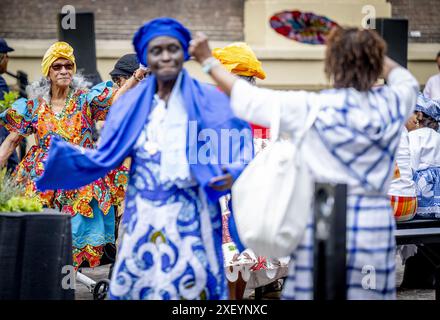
[[232, 102, 320, 258]]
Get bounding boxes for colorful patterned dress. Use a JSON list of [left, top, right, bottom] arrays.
[[0, 81, 128, 268]]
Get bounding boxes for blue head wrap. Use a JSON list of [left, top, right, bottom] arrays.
[[133, 17, 192, 66], [415, 93, 440, 122]]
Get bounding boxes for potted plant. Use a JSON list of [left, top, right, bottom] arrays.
[[0, 169, 74, 299], [0, 91, 19, 113]]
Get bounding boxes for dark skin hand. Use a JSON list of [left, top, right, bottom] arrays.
[[208, 167, 234, 191], [147, 36, 233, 191]]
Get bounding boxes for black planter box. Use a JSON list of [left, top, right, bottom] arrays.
[[0, 209, 74, 300]]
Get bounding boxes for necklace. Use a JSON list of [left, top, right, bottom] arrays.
[[49, 88, 73, 118]]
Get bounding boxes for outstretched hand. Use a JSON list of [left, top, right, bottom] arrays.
[[208, 167, 234, 192], [112, 67, 150, 103], [189, 32, 213, 64], [189, 32, 237, 96], [125, 67, 150, 89], [133, 67, 150, 81]]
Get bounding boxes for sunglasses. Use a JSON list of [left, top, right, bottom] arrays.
[[51, 62, 74, 71], [112, 75, 130, 87]]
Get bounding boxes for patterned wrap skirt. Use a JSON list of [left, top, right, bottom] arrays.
[[108, 147, 225, 300], [414, 167, 440, 219]]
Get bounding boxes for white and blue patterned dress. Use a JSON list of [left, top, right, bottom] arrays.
[[409, 127, 440, 218], [230, 67, 419, 299], [108, 97, 225, 300]]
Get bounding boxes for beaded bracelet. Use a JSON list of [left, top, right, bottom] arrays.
[[201, 57, 221, 74]]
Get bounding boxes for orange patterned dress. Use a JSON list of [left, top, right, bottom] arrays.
[[0, 81, 128, 268]]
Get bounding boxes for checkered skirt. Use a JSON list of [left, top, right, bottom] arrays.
[[282, 194, 396, 300]]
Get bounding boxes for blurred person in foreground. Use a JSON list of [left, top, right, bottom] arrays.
[[189, 27, 419, 299], [36, 18, 253, 300]]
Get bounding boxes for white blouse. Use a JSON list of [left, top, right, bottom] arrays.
[[388, 127, 416, 197], [423, 73, 440, 100], [230, 67, 419, 195], [408, 127, 440, 171]]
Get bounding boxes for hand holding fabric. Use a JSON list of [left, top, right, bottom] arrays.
[[189, 32, 213, 64]]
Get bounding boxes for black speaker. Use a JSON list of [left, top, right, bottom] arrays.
[[375, 18, 408, 68], [0, 210, 74, 299], [57, 12, 102, 86]]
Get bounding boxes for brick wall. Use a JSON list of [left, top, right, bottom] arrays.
[[1, 1, 438, 43], [0, 0, 244, 41], [388, 0, 440, 43]]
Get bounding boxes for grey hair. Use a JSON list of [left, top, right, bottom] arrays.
[[26, 73, 92, 101]]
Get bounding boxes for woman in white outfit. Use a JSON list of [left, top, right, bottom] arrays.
[[399, 94, 440, 289], [189, 27, 419, 299]]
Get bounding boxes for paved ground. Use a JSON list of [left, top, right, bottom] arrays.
[[74, 254, 435, 300], [395, 255, 435, 300]]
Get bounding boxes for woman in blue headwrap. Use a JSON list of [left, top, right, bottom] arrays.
[[36, 18, 253, 300]]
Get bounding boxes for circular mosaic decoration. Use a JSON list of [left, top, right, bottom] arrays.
[[269, 10, 339, 45]]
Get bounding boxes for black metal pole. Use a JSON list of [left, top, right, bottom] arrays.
[[313, 183, 347, 300]]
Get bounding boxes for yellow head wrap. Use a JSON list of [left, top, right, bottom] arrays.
[[41, 41, 76, 76], [212, 42, 266, 80]]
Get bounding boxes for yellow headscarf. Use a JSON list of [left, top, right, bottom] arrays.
[[212, 42, 266, 80], [41, 41, 76, 76]]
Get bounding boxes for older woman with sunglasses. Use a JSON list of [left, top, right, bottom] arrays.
[[0, 41, 146, 269]]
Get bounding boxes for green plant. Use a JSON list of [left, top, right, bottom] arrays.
[[0, 91, 19, 113], [0, 169, 42, 212]]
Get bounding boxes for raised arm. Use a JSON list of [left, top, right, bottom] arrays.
[[383, 56, 419, 118], [189, 32, 237, 96], [190, 32, 313, 132], [88, 68, 149, 121], [0, 132, 23, 168]]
